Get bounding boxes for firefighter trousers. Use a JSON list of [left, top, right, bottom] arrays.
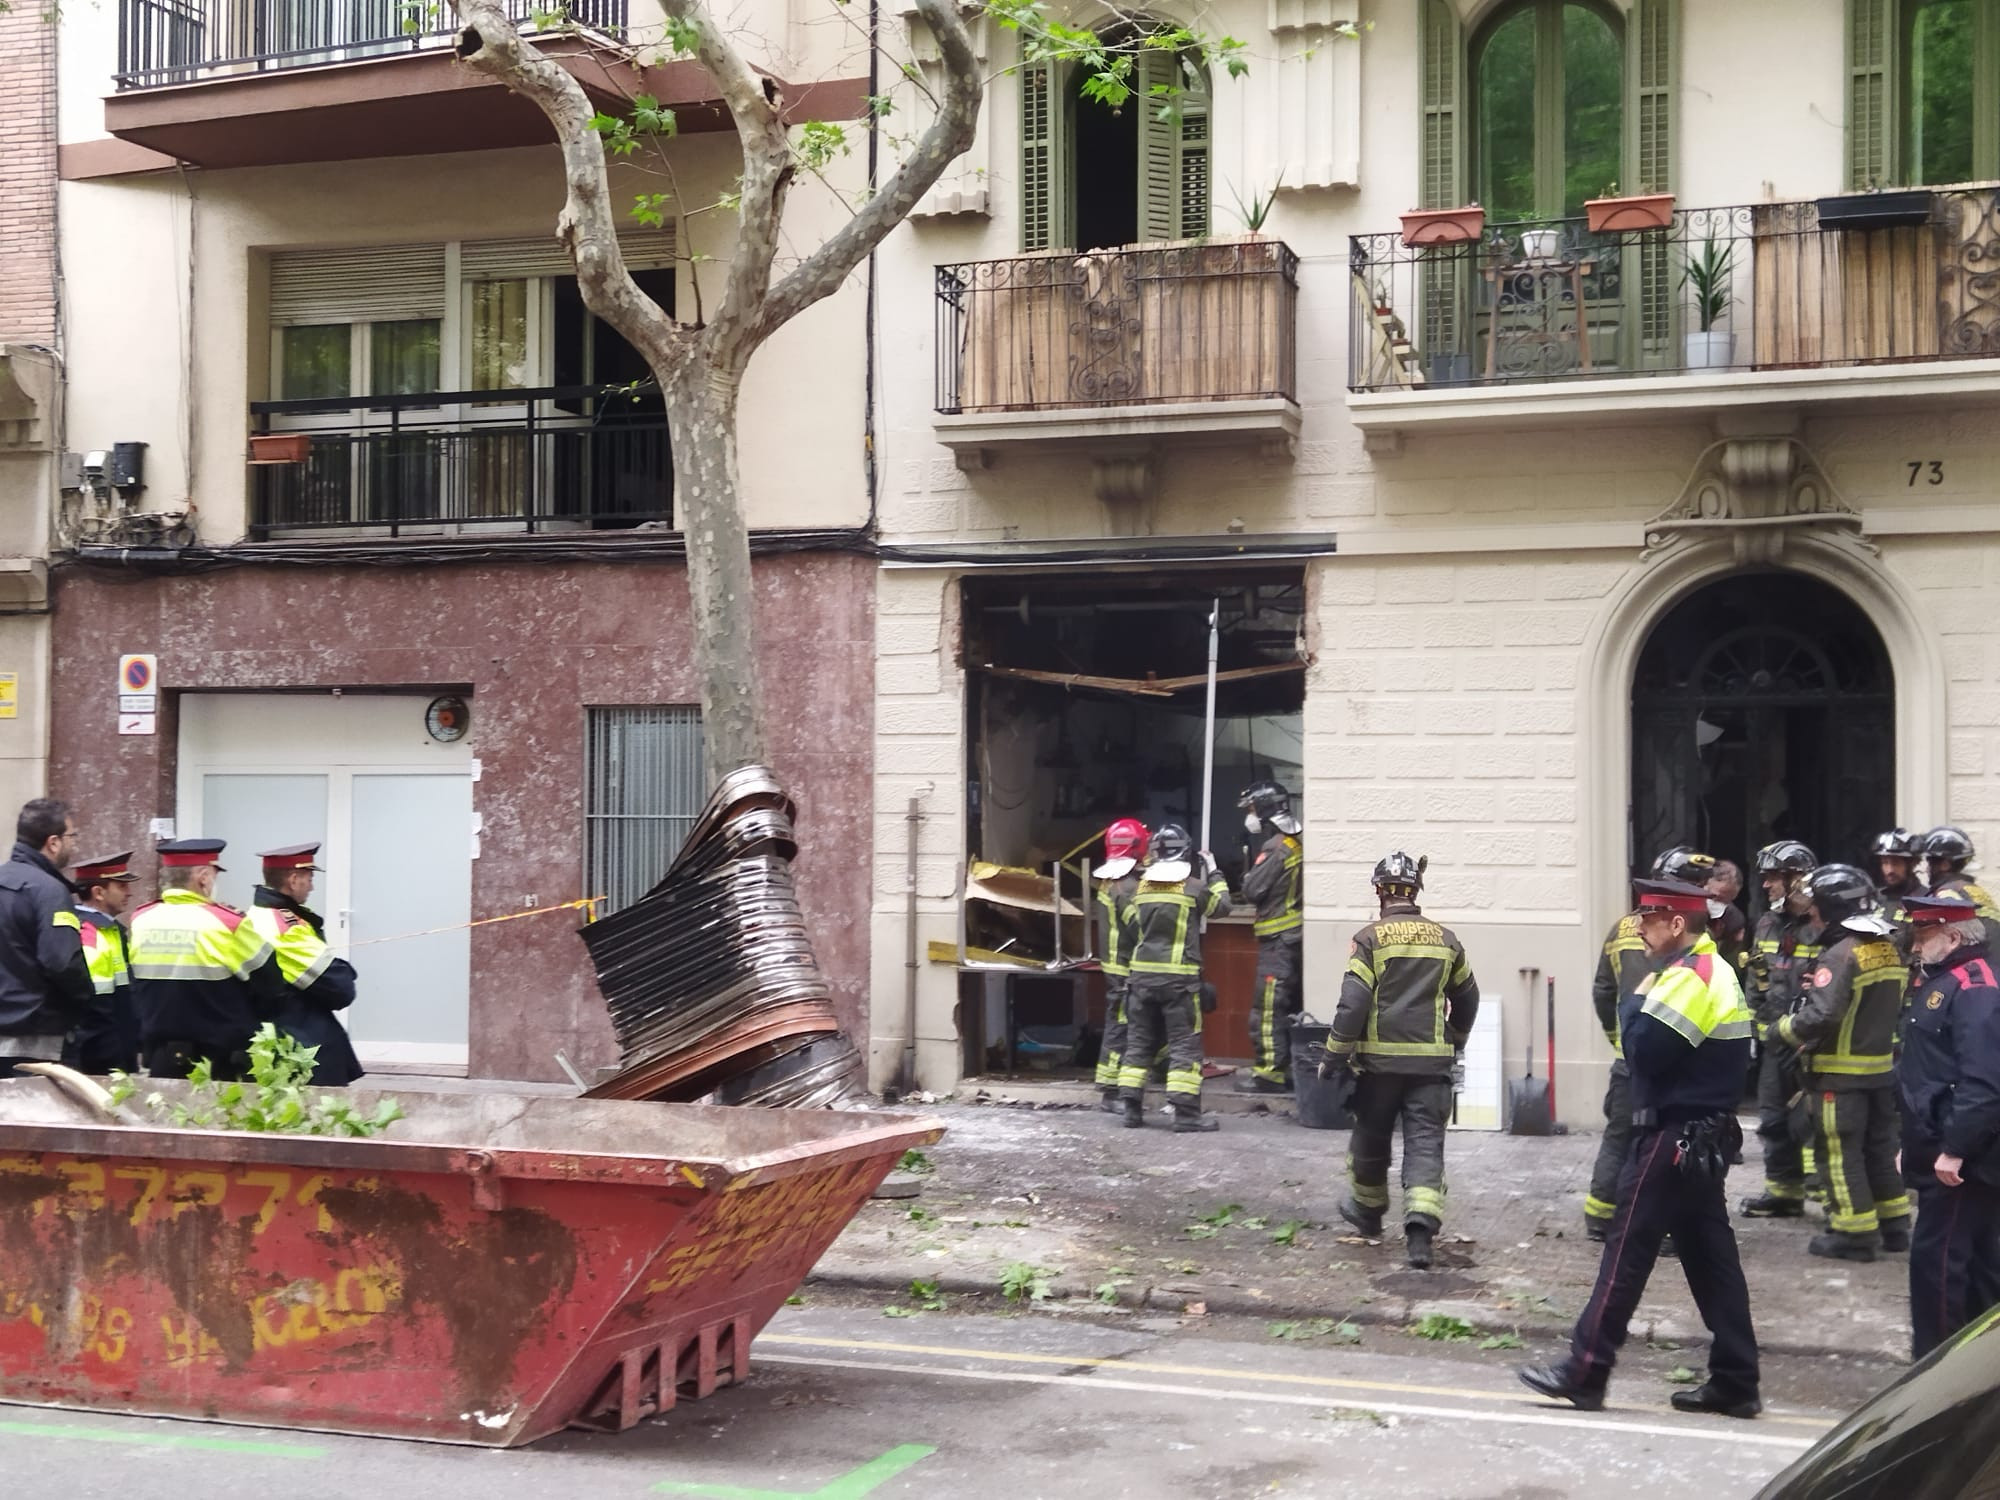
[[1569, 1126, 1759, 1398], [1118, 977, 1205, 1113], [1586, 1060, 1632, 1223], [1096, 981, 1168, 1091], [1813, 1083, 1909, 1238], [1250, 937, 1303, 1083], [1754, 1042, 1807, 1201], [1347, 1072, 1452, 1230], [1909, 1174, 2000, 1360]]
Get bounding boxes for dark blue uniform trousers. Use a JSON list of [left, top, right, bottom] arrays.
[[1568, 1126, 1760, 1396], [1909, 1173, 2000, 1361]]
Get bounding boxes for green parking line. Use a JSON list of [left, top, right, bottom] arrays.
[[654, 1443, 936, 1498], [0, 1418, 325, 1459]]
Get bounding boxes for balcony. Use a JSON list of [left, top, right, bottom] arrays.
[[932, 239, 1301, 500], [248, 384, 671, 539], [1347, 189, 2000, 439]]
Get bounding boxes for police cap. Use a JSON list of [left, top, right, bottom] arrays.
[[1904, 893, 1979, 926], [157, 838, 227, 871], [1632, 878, 1710, 917], [259, 842, 324, 872], [73, 852, 137, 884]]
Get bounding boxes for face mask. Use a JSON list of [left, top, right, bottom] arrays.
[[1243, 812, 1263, 835]]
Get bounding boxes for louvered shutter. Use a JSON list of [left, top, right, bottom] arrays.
[[1847, 0, 1895, 188], [1177, 76, 1211, 239], [460, 230, 677, 281], [269, 244, 447, 325], [1019, 55, 1070, 251], [1418, 0, 1464, 210], [1630, 0, 1676, 194], [1137, 48, 1180, 242]]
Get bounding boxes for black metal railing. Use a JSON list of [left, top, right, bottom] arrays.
[[116, 0, 626, 90], [935, 239, 1300, 415], [248, 383, 671, 537], [1348, 188, 2000, 393]]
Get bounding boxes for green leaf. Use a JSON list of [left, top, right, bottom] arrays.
[[898, 1149, 933, 1175], [1478, 1332, 1524, 1351], [1409, 1314, 1476, 1343], [784, 1294, 806, 1307], [1183, 1224, 1220, 1240], [1000, 1262, 1055, 1304], [664, 14, 700, 54], [882, 1304, 919, 1318], [1197, 1203, 1245, 1227], [1666, 1365, 1702, 1384], [1271, 1219, 1307, 1247], [1333, 1320, 1363, 1345], [1094, 1281, 1122, 1305]]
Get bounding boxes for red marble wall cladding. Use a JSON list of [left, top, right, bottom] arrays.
[[47, 552, 876, 1081]]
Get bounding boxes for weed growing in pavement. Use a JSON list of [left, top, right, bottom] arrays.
[[905, 1205, 938, 1227], [899, 1149, 935, 1175], [1094, 1281, 1123, 1304], [1000, 1262, 1056, 1304], [1409, 1314, 1476, 1342], [883, 1279, 947, 1317]]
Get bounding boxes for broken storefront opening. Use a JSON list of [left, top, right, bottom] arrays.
[[952, 573, 1306, 1080]]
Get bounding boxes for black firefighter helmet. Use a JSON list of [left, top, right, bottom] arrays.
[[1651, 845, 1718, 886], [1372, 851, 1427, 897], [1152, 823, 1195, 863], [1804, 863, 1879, 931], [1238, 780, 1302, 836], [1872, 828, 1919, 858], [1923, 826, 1976, 873], [1755, 840, 1818, 876]]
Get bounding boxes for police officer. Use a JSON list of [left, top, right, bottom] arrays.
[[1323, 852, 1479, 1270], [1584, 846, 1712, 1240], [1871, 829, 1922, 927], [0, 798, 93, 1079], [250, 844, 363, 1086], [1520, 879, 1759, 1417], [1921, 827, 2000, 942], [1740, 840, 1824, 1219], [130, 839, 287, 1080], [1896, 893, 2000, 1358], [1092, 818, 1149, 1110], [1237, 780, 1303, 1095], [1775, 864, 1911, 1261], [1118, 823, 1229, 1133], [64, 852, 138, 1075]]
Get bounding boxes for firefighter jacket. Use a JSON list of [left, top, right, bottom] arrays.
[[130, 889, 288, 1058], [1241, 832, 1303, 944], [1748, 909, 1824, 1033], [1126, 865, 1230, 979], [1590, 914, 1655, 1058], [67, 907, 138, 1074], [0, 842, 94, 1043], [1095, 874, 1140, 979], [250, 888, 364, 1086], [1776, 929, 1907, 1088], [1932, 872, 2000, 933], [1327, 900, 1479, 1076], [1619, 932, 1753, 1127], [1899, 945, 2000, 1187]]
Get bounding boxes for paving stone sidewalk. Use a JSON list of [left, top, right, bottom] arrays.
[[809, 1097, 1913, 1365]]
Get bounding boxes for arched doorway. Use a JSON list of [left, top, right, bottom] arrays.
[[1630, 571, 1894, 877]]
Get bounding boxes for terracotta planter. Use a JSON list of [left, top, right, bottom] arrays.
[[1585, 192, 1676, 233], [247, 432, 311, 465], [1399, 206, 1485, 248]]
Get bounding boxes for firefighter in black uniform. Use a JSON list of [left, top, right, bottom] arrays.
[[1585, 846, 1715, 1240], [1118, 823, 1229, 1133], [1776, 864, 1911, 1261], [1740, 840, 1824, 1219], [1872, 828, 1922, 929], [1236, 780, 1303, 1094], [1520, 879, 1760, 1418], [1897, 892, 2000, 1359], [1921, 827, 2000, 943], [1093, 818, 1149, 1110], [1322, 852, 1479, 1271]]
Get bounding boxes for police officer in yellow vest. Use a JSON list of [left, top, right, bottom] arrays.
[[130, 839, 288, 1080], [1323, 852, 1480, 1270], [251, 843, 363, 1086], [1236, 780, 1303, 1094], [1775, 863, 1912, 1262], [65, 851, 139, 1075], [1118, 822, 1229, 1133]]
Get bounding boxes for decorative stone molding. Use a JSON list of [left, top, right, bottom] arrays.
[[900, 3, 991, 217], [0, 347, 56, 453], [1642, 435, 1869, 565], [1256, 0, 1361, 191]]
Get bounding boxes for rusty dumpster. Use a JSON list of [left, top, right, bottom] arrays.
[[0, 1078, 940, 1446]]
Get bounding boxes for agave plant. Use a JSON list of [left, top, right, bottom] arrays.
[[1682, 237, 1735, 332]]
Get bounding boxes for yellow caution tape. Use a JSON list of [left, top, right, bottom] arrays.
[[345, 896, 605, 949]]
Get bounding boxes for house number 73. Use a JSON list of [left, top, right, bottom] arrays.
[[1908, 461, 1945, 486]]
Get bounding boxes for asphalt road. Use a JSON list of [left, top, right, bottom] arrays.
[[0, 1297, 1898, 1500]]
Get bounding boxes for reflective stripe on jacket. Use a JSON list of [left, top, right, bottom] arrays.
[[1749, 909, 1823, 1031], [1095, 875, 1140, 978], [1326, 902, 1479, 1075], [1242, 833, 1303, 940], [1778, 931, 1907, 1085], [1621, 933, 1753, 1124], [1127, 869, 1230, 977], [1590, 914, 1653, 1058], [130, 889, 284, 1055]]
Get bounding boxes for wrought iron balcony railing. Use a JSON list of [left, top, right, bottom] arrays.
[[934, 239, 1301, 416], [248, 383, 671, 538], [1348, 189, 2000, 394], [116, 0, 626, 90]]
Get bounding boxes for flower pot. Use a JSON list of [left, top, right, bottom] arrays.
[[1518, 228, 1564, 264], [247, 432, 311, 465], [1814, 190, 1933, 229], [1684, 330, 1736, 370], [1399, 206, 1485, 248], [1585, 192, 1676, 233]]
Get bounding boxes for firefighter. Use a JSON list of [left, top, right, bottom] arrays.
[[1323, 852, 1479, 1271], [1921, 827, 2000, 942], [250, 844, 363, 1087], [1775, 864, 1911, 1261], [1092, 818, 1149, 1111], [1236, 780, 1303, 1094], [1706, 860, 1749, 974], [63, 851, 138, 1076], [130, 839, 288, 1080], [0, 798, 93, 1079], [1118, 823, 1229, 1133], [1583, 846, 1711, 1240], [1739, 840, 1823, 1219], [1520, 879, 1759, 1418], [1898, 893, 2000, 1360], [1872, 829, 1922, 928]]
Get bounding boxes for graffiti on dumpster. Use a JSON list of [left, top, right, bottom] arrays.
[[0, 1156, 347, 1233], [0, 1288, 132, 1362], [642, 1162, 881, 1297]]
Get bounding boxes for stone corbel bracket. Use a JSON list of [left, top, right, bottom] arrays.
[[1642, 435, 1871, 567], [901, 2, 991, 217], [0, 347, 58, 453], [1231, 0, 1361, 193]]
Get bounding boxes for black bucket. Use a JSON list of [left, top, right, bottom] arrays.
[[1290, 1017, 1354, 1131]]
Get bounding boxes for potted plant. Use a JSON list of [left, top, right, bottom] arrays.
[[1229, 172, 1284, 238], [1518, 226, 1564, 263], [1585, 181, 1676, 233], [247, 432, 311, 464], [1681, 236, 1735, 369], [1400, 203, 1484, 247]]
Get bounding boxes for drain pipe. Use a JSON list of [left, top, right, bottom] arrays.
[[899, 787, 931, 1097]]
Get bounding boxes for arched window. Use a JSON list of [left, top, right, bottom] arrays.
[[1474, 0, 1625, 221], [1851, 0, 2000, 186]]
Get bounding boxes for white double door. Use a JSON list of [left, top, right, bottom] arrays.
[[176, 694, 475, 1071]]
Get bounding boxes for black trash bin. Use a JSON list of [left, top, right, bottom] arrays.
[[1290, 1016, 1355, 1130]]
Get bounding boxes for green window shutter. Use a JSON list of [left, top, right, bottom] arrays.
[[1137, 48, 1181, 243], [1418, 0, 1465, 209], [1178, 84, 1211, 238], [1630, 0, 1676, 193], [1847, 0, 1895, 188], [1020, 56, 1071, 251]]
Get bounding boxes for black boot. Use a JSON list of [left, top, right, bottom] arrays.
[[1099, 1089, 1122, 1114], [1121, 1098, 1145, 1129], [1234, 1073, 1291, 1094], [1518, 1363, 1605, 1412], [1584, 1217, 1609, 1244], [1808, 1231, 1878, 1263], [1337, 1198, 1384, 1238], [1739, 1192, 1806, 1218], [1405, 1225, 1434, 1270], [1172, 1109, 1220, 1133], [1880, 1218, 1912, 1252], [1670, 1382, 1762, 1419]]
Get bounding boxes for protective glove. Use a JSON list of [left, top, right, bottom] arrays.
[[1317, 1054, 1338, 1082], [1451, 1053, 1467, 1093]]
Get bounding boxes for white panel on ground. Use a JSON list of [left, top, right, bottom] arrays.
[[1452, 993, 1504, 1131], [347, 773, 473, 1065]]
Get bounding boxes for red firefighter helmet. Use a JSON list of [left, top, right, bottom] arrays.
[[1104, 818, 1150, 864]]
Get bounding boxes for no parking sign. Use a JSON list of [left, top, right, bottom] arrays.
[[118, 654, 157, 735]]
